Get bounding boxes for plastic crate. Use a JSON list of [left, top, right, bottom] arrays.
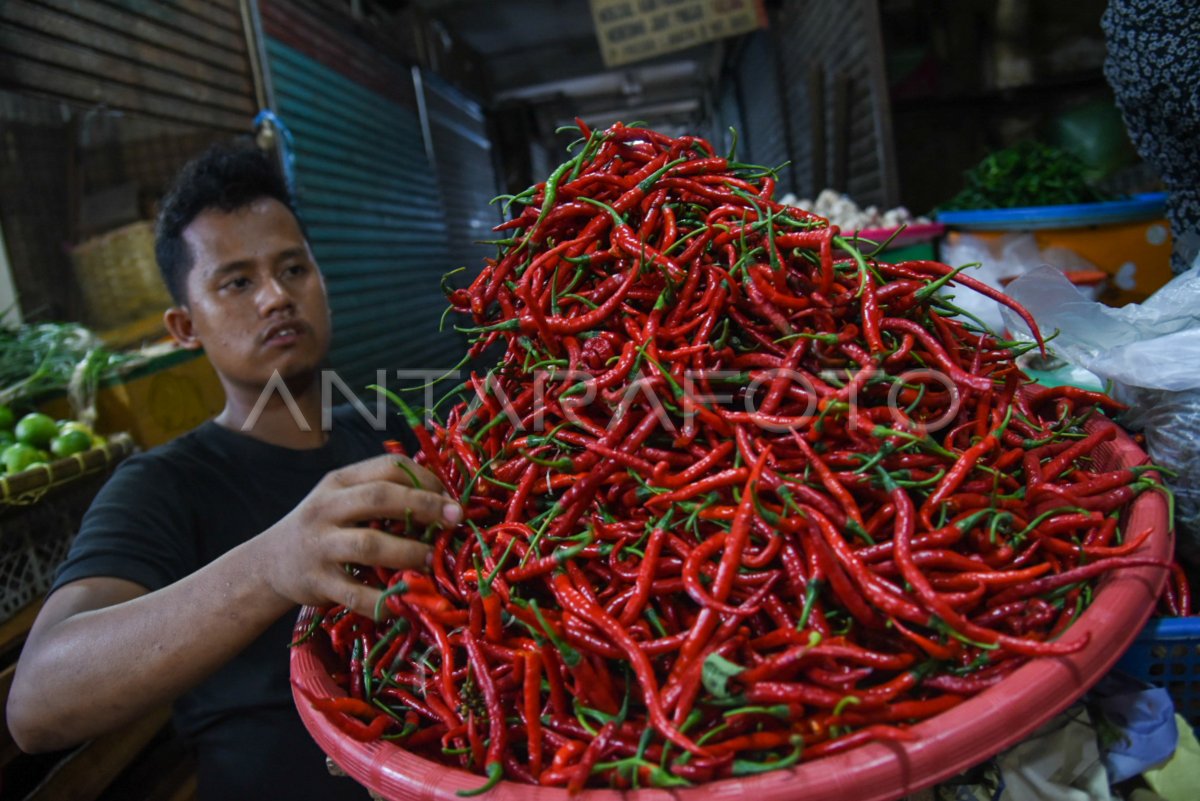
[[1114, 617, 1200, 726], [0, 434, 136, 623]]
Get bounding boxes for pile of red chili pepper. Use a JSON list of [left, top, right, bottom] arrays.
[[301, 121, 1178, 794]]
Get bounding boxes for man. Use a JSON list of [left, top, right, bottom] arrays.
[[6, 144, 459, 800]]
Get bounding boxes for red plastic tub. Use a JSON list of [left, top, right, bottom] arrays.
[[291, 419, 1171, 801]]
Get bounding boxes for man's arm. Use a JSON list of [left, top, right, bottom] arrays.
[[6, 454, 458, 753]]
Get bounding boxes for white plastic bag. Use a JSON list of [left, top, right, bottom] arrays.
[[939, 233, 1105, 335], [1003, 263, 1200, 561]]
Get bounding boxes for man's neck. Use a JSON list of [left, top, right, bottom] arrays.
[[214, 375, 329, 449]]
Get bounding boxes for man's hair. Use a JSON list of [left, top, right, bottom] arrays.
[[155, 143, 301, 304]]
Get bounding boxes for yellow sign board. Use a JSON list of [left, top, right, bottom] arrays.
[[591, 0, 767, 68]]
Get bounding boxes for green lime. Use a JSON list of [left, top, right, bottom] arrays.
[[58, 420, 95, 438], [15, 413, 59, 448], [0, 405, 14, 430], [50, 429, 93, 458], [3, 443, 45, 474], [0, 430, 15, 449]]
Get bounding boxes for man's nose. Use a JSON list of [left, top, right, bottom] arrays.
[[257, 276, 294, 315]]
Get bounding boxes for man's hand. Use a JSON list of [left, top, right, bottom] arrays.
[[259, 453, 460, 619], [7, 453, 460, 754]]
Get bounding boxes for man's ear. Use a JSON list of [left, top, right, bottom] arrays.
[[164, 306, 201, 350]]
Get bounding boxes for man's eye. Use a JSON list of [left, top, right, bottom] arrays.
[[284, 263, 307, 277], [222, 277, 250, 290]]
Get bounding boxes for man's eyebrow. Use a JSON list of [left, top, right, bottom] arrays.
[[209, 247, 307, 277], [274, 246, 309, 263], [211, 259, 253, 277]]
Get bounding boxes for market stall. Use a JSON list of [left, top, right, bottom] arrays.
[[289, 121, 1194, 801], [0, 2, 1196, 801]]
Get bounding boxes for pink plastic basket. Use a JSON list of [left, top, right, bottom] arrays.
[[853, 222, 946, 250], [291, 419, 1171, 801]]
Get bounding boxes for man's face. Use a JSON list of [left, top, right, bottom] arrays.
[[171, 197, 332, 393]]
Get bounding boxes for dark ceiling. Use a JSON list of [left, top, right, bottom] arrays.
[[410, 0, 725, 131]]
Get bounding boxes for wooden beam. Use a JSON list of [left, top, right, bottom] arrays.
[[99, 0, 245, 50], [0, 664, 19, 770], [809, 64, 826, 192], [2, 0, 254, 96], [2, 59, 249, 131], [0, 24, 255, 116], [160, 0, 243, 33], [30, 0, 244, 66], [0, 600, 42, 660], [832, 70, 851, 192]]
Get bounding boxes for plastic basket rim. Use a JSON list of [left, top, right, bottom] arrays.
[[1132, 616, 1200, 641], [934, 192, 1167, 231], [291, 417, 1171, 801]]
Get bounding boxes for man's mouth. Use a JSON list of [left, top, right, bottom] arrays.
[[263, 322, 306, 345]]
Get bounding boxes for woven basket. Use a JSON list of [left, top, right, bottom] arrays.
[[0, 433, 137, 624], [70, 221, 174, 330]]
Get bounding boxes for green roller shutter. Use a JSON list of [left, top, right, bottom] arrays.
[[264, 38, 462, 394]]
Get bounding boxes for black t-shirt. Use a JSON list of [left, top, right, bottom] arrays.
[[52, 404, 416, 801]]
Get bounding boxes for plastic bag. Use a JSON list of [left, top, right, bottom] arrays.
[[939, 233, 1105, 335], [1002, 263, 1200, 562]]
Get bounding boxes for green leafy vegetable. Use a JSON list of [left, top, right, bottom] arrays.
[[939, 141, 1116, 211], [0, 320, 133, 419]]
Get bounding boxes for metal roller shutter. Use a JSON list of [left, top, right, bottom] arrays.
[[776, 0, 898, 207], [416, 69, 502, 281], [705, 76, 744, 162], [0, 0, 257, 131], [733, 30, 791, 184], [264, 36, 459, 394]]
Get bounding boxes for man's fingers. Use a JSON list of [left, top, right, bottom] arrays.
[[389, 455, 443, 494], [330, 577, 387, 621], [334, 480, 460, 528], [329, 453, 448, 497], [328, 527, 433, 573]]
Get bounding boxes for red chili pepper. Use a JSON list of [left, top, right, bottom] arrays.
[[880, 317, 994, 391], [919, 430, 999, 527], [551, 573, 705, 757], [310, 122, 1167, 791], [309, 696, 390, 741], [1169, 561, 1193, 616], [1040, 425, 1118, 481]]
